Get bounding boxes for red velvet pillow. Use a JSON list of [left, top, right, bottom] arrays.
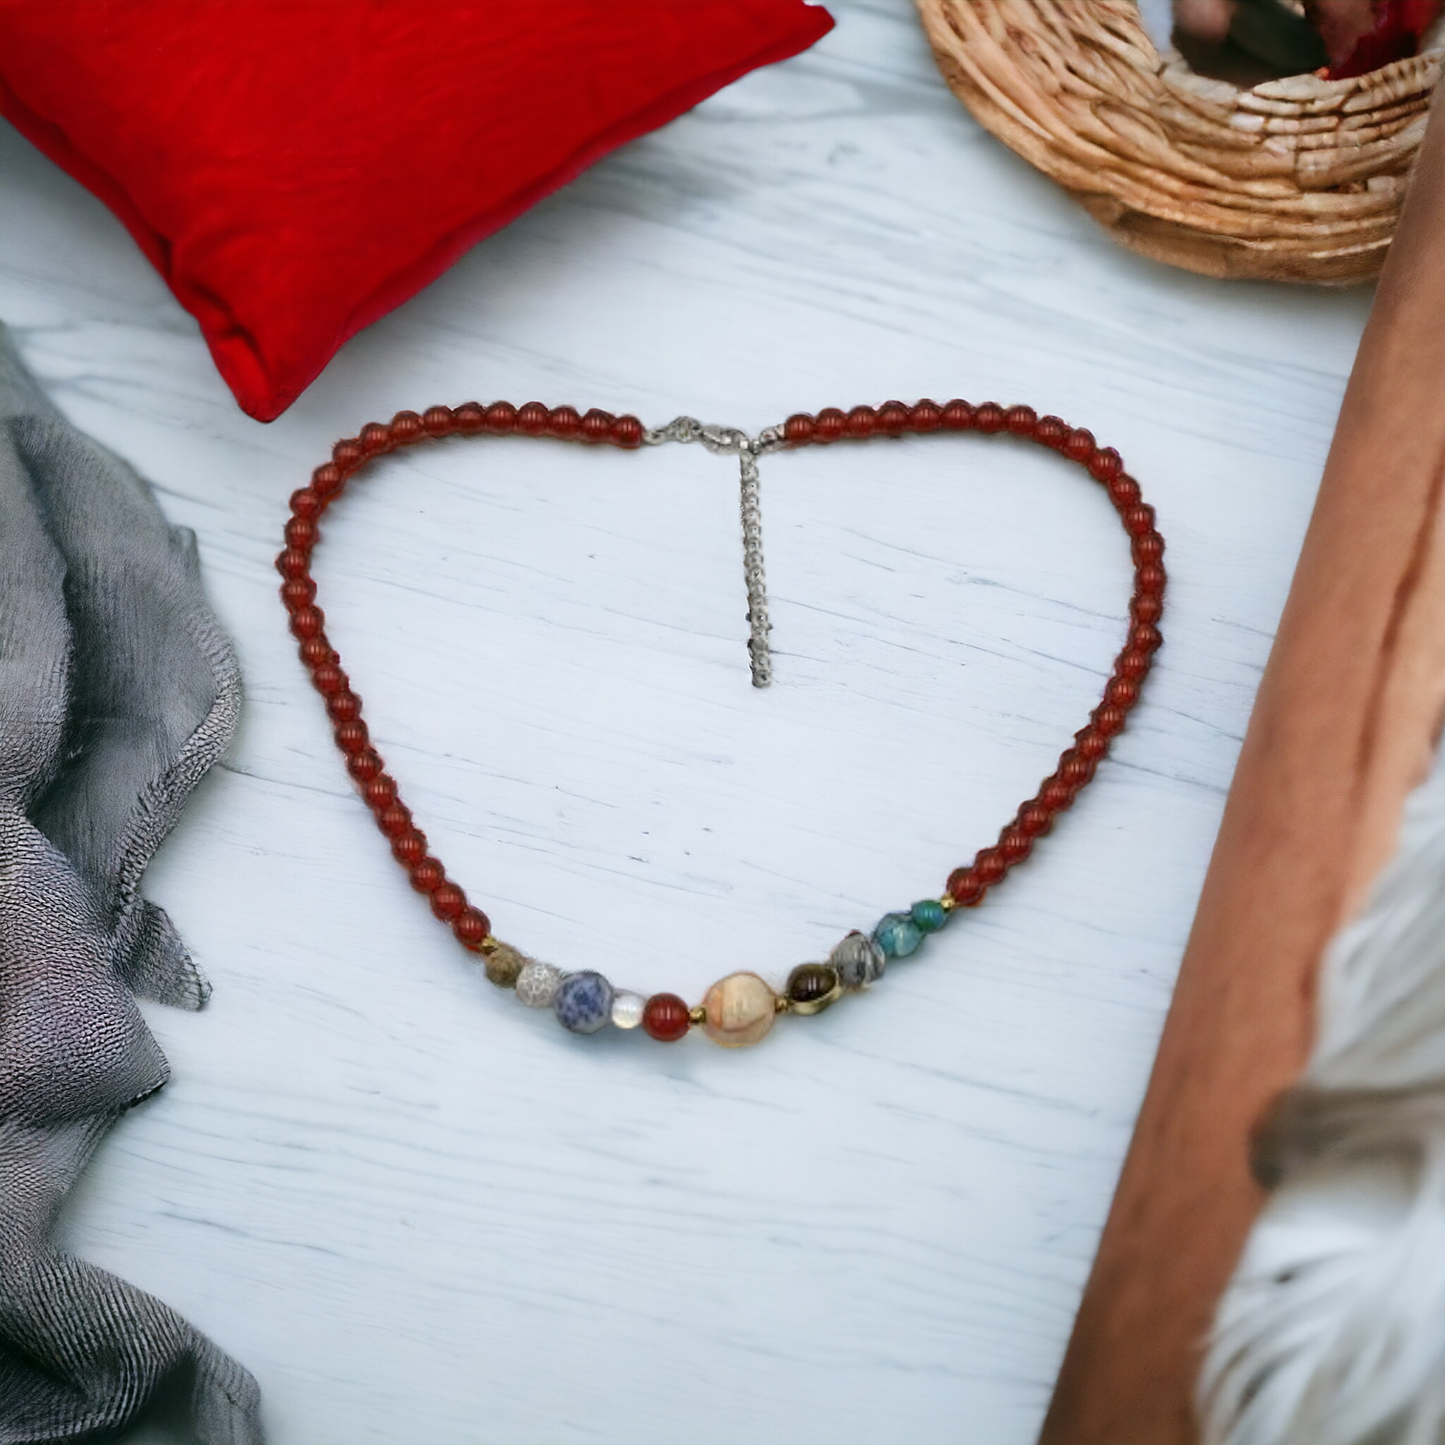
[[0, 2, 833, 421]]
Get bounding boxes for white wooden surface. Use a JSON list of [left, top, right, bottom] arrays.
[[0, 5, 1374, 1443]]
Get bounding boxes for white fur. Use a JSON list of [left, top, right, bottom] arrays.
[[1202, 743, 1445, 1445]]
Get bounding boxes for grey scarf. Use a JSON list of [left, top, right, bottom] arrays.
[[0, 325, 262, 1443]]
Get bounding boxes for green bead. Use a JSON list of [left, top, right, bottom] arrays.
[[910, 899, 948, 933]]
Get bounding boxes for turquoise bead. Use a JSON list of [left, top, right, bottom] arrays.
[[873, 912, 923, 959], [911, 898, 948, 933]]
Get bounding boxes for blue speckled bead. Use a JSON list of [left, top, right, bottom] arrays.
[[873, 912, 923, 959], [553, 971, 614, 1034], [911, 899, 948, 933]]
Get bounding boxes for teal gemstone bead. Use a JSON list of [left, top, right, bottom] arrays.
[[911, 898, 948, 933], [873, 912, 923, 959]]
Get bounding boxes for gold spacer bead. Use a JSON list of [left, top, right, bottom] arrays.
[[939, 895, 958, 912], [688, 1005, 706, 1026], [775, 993, 793, 1014]]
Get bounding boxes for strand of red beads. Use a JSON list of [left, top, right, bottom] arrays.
[[277, 398, 1164, 1048]]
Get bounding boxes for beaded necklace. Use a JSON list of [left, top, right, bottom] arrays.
[[276, 398, 1164, 1048]]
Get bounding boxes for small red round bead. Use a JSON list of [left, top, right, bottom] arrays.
[[423, 405, 454, 437], [312, 663, 347, 696], [326, 690, 362, 723], [547, 405, 581, 440], [999, 826, 1033, 863], [1116, 647, 1151, 680], [1131, 622, 1163, 653], [1122, 503, 1157, 537], [947, 866, 985, 905], [1132, 532, 1165, 565], [642, 993, 692, 1042], [333, 439, 364, 470], [453, 907, 491, 947], [845, 405, 876, 439], [1132, 593, 1164, 624], [611, 415, 644, 449], [430, 881, 467, 922], [299, 637, 334, 668], [813, 408, 846, 442], [363, 774, 397, 809], [784, 413, 816, 445], [1005, 405, 1038, 437], [312, 463, 344, 497], [290, 488, 322, 520], [392, 830, 428, 865], [454, 403, 486, 435], [281, 577, 316, 610], [1094, 704, 1128, 738], [289, 606, 325, 640], [390, 411, 424, 443], [1108, 474, 1142, 509], [517, 402, 549, 436], [1074, 728, 1108, 761], [334, 719, 369, 754], [1036, 416, 1068, 449], [1135, 563, 1167, 596], [285, 516, 317, 549], [359, 422, 392, 454], [409, 858, 445, 894], [378, 802, 412, 838], [1106, 676, 1140, 708], [1089, 447, 1122, 482], [942, 399, 977, 431], [276, 547, 310, 579], [347, 749, 384, 783], [581, 408, 614, 444], [908, 400, 943, 432], [973, 402, 1005, 434], [486, 401, 518, 434], [1059, 754, 1095, 788], [1017, 802, 1053, 837], [1041, 779, 1074, 811], [876, 402, 909, 436], [1064, 428, 1096, 463], [974, 847, 1006, 885]]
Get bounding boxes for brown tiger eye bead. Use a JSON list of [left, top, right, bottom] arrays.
[[484, 941, 527, 988], [786, 962, 842, 1016]]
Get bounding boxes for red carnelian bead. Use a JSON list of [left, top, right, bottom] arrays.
[[547, 405, 581, 440], [334, 719, 369, 753], [1132, 593, 1164, 624], [1059, 753, 1095, 787], [453, 907, 491, 947], [845, 405, 876, 439], [486, 401, 518, 434], [1064, 427, 1096, 463], [312, 663, 347, 696], [454, 402, 486, 435], [363, 774, 397, 808], [347, 748, 384, 782], [581, 408, 614, 443], [947, 866, 985, 904], [392, 830, 427, 865], [359, 422, 392, 454], [299, 637, 334, 668], [642, 993, 692, 1042], [1131, 621, 1163, 653], [1122, 503, 1156, 536], [1108, 474, 1141, 509], [517, 402, 549, 436], [784, 413, 816, 444], [333, 439, 364, 470], [942, 399, 977, 431], [1135, 563, 1166, 595], [876, 401, 909, 435], [1005, 404, 1038, 437], [423, 405, 454, 437], [378, 802, 412, 838], [1036, 415, 1068, 449], [908, 399, 943, 432], [1075, 727, 1108, 761], [290, 488, 322, 520], [1089, 447, 1122, 482], [285, 516, 317, 549], [1106, 676, 1140, 708], [1094, 704, 1127, 737], [814, 408, 846, 442], [276, 547, 310, 579], [974, 402, 1005, 433], [312, 462, 344, 496], [281, 577, 316, 610], [1041, 778, 1074, 811], [1018, 801, 1053, 836], [390, 411, 424, 443], [999, 826, 1032, 862], [289, 606, 324, 639], [327, 690, 362, 723], [427, 878, 468, 924], [1132, 532, 1164, 565], [974, 847, 1007, 885], [611, 415, 644, 448], [1116, 647, 1151, 680], [409, 857, 445, 894]]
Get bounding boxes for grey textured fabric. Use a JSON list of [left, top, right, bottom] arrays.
[[0, 326, 260, 1444]]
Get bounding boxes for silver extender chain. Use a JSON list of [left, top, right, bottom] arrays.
[[642, 416, 786, 689]]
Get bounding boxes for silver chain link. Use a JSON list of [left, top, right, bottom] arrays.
[[643, 416, 786, 688]]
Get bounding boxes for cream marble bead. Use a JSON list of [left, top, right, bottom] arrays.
[[610, 991, 646, 1030], [701, 971, 777, 1048], [515, 961, 563, 1009]]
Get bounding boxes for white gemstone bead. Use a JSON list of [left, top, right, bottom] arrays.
[[610, 991, 646, 1030], [515, 961, 563, 1009]]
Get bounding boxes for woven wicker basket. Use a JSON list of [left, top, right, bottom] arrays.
[[917, 0, 1444, 283]]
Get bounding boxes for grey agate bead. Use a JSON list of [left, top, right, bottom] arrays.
[[553, 971, 614, 1034], [830, 931, 886, 989], [516, 960, 564, 1009]]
